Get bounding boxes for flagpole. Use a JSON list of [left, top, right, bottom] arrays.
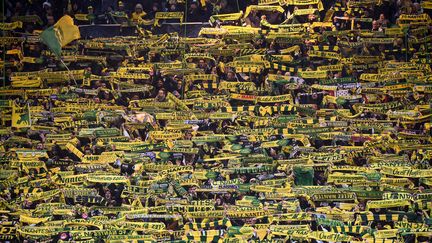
[[59, 58, 78, 87], [2, 0, 5, 89]]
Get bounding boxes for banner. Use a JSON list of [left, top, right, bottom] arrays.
[[12, 103, 31, 128], [381, 167, 432, 178], [86, 174, 129, 184], [154, 12, 184, 26], [0, 21, 23, 30], [367, 199, 412, 209]]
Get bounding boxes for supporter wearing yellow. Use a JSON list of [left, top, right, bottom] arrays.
[[131, 4, 146, 22]]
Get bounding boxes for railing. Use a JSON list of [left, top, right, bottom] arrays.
[[78, 22, 211, 39]]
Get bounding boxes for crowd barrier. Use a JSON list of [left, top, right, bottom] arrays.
[[78, 22, 210, 38]]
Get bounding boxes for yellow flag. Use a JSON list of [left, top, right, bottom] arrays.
[[54, 15, 81, 47]]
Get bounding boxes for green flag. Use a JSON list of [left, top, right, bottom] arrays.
[[293, 166, 314, 186], [40, 15, 80, 57]]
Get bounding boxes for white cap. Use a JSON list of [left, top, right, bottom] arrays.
[[43, 1, 52, 8]]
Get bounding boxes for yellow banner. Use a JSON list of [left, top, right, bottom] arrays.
[[381, 167, 432, 178], [86, 174, 130, 184], [0, 21, 23, 30], [154, 12, 184, 26], [367, 199, 411, 209]]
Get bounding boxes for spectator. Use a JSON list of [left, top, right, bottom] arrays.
[[155, 88, 167, 102], [244, 10, 260, 27], [147, 2, 161, 19], [218, 0, 234, 14], [187, 0, 204, 22], [131, 3, 146, 22], [376, 13, 390, 28], [372, 20, 382, 31]]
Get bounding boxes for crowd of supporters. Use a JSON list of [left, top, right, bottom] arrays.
[[1, 0, 432, 242], [4, 0, 427, 27]]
